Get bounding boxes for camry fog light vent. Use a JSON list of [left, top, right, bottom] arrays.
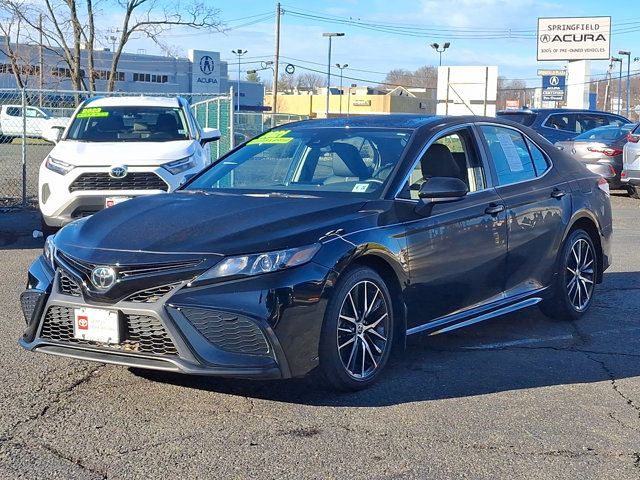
[[179, 307, 270, 355], [20, 290, 44, 325], [124, 282, 181, 303]]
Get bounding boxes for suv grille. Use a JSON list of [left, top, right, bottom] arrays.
[[69, 172, 168, 192], [58, 270, 81, 296], [40, 306, 178, 355], [180, 307, 270, 355]]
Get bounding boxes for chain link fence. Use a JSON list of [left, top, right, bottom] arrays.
[[0, 88, 307, 209]]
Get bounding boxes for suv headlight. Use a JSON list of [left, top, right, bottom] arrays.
[[45, 155, 74, 175], [190, 243, 321, 285], [43, 235, 56, 270], [162, 156, 197, 175]]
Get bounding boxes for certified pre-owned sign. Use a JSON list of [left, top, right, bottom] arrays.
[[537, 16, 611, 61]]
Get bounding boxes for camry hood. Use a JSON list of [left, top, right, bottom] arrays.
[[55, 192, 374, 262], [49, 140, 197, 167]]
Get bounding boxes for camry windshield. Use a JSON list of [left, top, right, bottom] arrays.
[[573, 124, 635, 141], [65, 106, 190, 142], [185, 127, 412, 196]]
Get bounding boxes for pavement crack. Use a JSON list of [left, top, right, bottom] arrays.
[[37, 441, 108, 479]]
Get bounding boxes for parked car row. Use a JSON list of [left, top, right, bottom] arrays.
[[0, 104, 70, 141], [20, 112, 612, 390]]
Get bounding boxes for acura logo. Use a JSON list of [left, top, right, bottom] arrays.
[[91, 266, 117, 289], [109, 165, 128, 179], [199, 55, 214, 75]]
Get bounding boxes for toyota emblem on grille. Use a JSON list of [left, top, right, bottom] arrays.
[[91, 266, 117, 289], [109, 165, 128, 179]]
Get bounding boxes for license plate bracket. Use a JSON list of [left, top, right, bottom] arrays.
[[73, 307, 121, 344]]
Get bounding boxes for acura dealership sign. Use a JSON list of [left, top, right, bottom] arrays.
[[537, 17, 611, 61]]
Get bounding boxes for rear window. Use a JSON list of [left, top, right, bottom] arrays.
[[496, 112, 536, 127], [573, 124, 634, 141]]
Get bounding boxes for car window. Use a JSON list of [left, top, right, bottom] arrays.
[[187, 128, 412, 197], [604, 115, 626, 127], [480, 125, 537, 185], [526, 139, 550, 176], [398, 128, 486, 200], [6, 107, 21, 117], [25, 108, 40, 118], [495, 112, 537, 127], [66, 106, 191, 142], [544, 113, 576, 133], [576, 114, 607, 133]]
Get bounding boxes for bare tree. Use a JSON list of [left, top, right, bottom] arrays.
[[105, 1, 223, 91], [0, 0, 31, 88], [296, 72, 324, 91], [382, 66, 437, 89]]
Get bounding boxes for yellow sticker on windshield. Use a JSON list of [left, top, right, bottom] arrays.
[[76, 107, 109, 118], [248, 129, 292, 145]]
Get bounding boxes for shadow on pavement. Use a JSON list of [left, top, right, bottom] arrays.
[[132, 271, 640, 407]]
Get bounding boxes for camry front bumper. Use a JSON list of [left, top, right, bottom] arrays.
[[20, 255, 333, 379]]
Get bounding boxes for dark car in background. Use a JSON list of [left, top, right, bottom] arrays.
[[497, 108, 630, 144], [20, 115, 612, 391], [554, 123, 637, 191]]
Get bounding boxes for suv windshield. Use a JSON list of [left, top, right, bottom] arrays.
[[186, 127, 412, 196], [66, 106, 190, 142], [496, 112, 537, 127], [573, 124, 635, 141]]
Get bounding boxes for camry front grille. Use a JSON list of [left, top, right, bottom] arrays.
[[40, 306, 178, 355], [180, 307, 270, 355], [69, 172, 168, 192], [58, 270, 82, 296], [124, 283, 181, 303]]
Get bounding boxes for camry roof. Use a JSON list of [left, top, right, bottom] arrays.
[[83, 96, 182, 108]]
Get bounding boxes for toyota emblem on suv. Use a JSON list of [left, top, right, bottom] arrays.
[[91, 266, 117, 289], [109, 165, 128, 179]]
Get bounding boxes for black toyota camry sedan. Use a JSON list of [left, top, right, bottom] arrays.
[[20, 115, 612, 390]]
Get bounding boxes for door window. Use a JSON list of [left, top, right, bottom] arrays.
[[480, 125, 537, 185], [399, 128, 486, 200], [544, 113, 576, 133], [527, 139, 550, 176]]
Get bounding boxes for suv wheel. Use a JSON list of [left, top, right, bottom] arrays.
[[318, 267, 394, 391]]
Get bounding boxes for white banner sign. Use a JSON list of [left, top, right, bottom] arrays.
[[537, 16, 611, 61]]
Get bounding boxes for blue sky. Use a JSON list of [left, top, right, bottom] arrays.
[[125, 0, 640, 87]]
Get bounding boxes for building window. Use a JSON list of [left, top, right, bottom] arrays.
[[132, 72, 170, 83]]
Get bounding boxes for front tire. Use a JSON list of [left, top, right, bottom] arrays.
[[628, 185, 640, 199], [318, 266, 394, 391], [540, 229, 597, 321]]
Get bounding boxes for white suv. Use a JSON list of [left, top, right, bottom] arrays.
[[39, 96, 220, 232]]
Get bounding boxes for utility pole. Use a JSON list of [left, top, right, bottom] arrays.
[[619, 50, 631, 118], [604, 62, 613, 113], [611, 57, 623, 115], [232, 49, 248, 113], [272, 2, 282, 127], [38, 14, 43, 106]]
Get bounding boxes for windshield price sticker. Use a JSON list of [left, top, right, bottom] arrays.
[[352, 183, 369, 193], [248, 130, 293, 145], [77, 107, 109, 118]]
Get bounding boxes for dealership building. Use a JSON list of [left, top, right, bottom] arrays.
[[0, 37, 264, 109]]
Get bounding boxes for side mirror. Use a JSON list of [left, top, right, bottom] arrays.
[[415, 177, 468, 216], [201, 128, 221, 145], [42, 125, 64, 144]]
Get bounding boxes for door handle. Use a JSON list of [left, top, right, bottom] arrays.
[[485, 204, 505, 216], [550, 188, 566, 199]]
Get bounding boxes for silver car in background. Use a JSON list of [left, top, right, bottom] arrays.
[[622, 124, 640, 198], [555, 123, 636, 192]]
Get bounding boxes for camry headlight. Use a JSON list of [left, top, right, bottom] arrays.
[[190, 243, 321, 285], [43, 235, 56, 270], [45, 155, 74, 175], [162, 156, 197, 175]]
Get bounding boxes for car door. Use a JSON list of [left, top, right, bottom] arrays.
[[397, 126, 508, 325], [477, 123, 572, 298], [25, 107, 47, 137]]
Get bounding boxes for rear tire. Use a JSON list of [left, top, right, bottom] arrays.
[[627, 185, 640, 199], [539, 229, 597, 321], [318, 266, 394, 391]]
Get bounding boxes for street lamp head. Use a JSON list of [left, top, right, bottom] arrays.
[[611, 57, 622, 62], [619, 50, 630, 56], [323, 32, 345, 37], [247, 70, 257, 74], [232, 49, 248, 56], [443, 42, 451, 49], [430, 43, 439, 50]]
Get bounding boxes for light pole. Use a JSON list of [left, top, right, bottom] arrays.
[[619, 50, 631, 118], [322, 32, 344, 118], [335, 63, 348, 114], [232, 49, 248, 112], [611, 57, 623, 115], [430, 42, 450, 66], [347, 83, 356, 117]]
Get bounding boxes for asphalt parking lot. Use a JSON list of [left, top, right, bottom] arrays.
[[0, 194, 639, 479]]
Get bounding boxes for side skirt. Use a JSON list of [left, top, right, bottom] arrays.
[[406, 290, 546, 337]]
